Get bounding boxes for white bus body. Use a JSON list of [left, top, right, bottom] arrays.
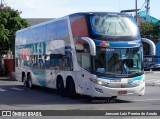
[[15, 12, 145, 98]]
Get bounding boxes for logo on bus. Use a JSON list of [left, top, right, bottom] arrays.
[[100, 41, 110, 47], [20, 49, 31, 60]]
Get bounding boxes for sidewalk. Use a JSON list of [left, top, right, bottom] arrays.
[[0, 76, 16, 81], [0, 72, 16, 81], [145, 71, 160, 86]]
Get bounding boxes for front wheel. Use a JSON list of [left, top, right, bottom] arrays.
[[68, 80, 77, 99]]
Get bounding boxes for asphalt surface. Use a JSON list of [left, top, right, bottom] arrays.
[[145, 72, 160, 86], [0, 72, 159, 119]]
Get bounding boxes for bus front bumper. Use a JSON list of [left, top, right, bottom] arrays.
[[90, 82, 145, 98]]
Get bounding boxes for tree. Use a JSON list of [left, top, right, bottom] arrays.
[[0, 5, 29, 54], [139, 21, 160, 44], [139, 21, 160, 56]]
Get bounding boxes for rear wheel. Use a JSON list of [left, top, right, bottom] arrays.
[[27, 74, 33, 89], [68, 80, 77, 99], [23, 76, 28, 87], [111, 96, 117, 99], [57, 78, 66, 96]]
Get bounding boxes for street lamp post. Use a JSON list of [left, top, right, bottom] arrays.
[[135, 0, 138, 22], [121, 0, 139, 23]]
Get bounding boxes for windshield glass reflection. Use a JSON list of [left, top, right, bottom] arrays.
[[89, 15, 140, 37], [93, 47, 143, 77]]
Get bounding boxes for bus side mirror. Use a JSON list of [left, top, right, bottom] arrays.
[[81, 37, 96, 56]]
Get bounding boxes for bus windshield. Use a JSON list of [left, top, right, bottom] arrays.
[[89, 14, 140, 37], [93, 47, 143, 78]]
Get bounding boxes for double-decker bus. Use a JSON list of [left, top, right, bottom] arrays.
[[15, 12, 145, 99]]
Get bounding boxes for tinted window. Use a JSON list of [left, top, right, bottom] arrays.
[[37, 25, 47, 42], [30, 28, 37, 43], [57, 20, 70, 42], [88, 14, 141, 41], [15, 32, 24, 46], [89, 15, 140, 37], [47, 22, 56, 41], [23, 30, 30, 44], [93, 47, 143, 77], [70, 15, 89, 37]]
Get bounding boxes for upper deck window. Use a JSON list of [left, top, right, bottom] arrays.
[[89, 14, 140, 38]]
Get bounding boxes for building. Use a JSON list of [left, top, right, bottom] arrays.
[[137, 10, 159, 24]]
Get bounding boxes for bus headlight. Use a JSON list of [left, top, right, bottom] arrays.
[[90, 75, 107, 86], [133, 80, 142, 86], [97, 80, 103, 85], [90, 78, 106, 86]]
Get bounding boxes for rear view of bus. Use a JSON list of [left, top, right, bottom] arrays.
[[71, 12, 145, 98]]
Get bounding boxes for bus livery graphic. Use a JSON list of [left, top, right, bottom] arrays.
[[15, 12, 145, 98]]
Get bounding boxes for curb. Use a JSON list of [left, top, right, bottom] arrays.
[[0, 77, 13, 81], [0, 77, 16, 81]]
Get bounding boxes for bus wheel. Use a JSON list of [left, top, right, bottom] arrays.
[[68, 80, 77, 99], [111, 96, 117, 99], [27, 74, 33, 89], [57, 78, 65, 96], [23, 76, 28, 87]]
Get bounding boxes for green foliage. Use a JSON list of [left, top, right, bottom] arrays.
[[0, 6, 29, 54], [139, 21, 160, 44]]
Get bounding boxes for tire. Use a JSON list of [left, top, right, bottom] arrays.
[[111, 96, 117, 99], [27, 74, 33, 89], [23, 76, 28, 87], [57, 78, 66, 96], [68, 80, 77, 99]]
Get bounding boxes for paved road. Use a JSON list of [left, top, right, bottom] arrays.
[[0, 72, 159, 119], [145, 72, 160, 86], [0, 81, 159, 110]]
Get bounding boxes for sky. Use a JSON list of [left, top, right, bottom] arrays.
[[4, 0, 160, 19]]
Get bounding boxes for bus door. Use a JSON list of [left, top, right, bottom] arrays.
[[77, 53, 91, 95], [43, 55, 57, 88]]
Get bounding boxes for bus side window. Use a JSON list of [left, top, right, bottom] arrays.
[[50, 54, 63, 70], [63, 56, 72, 71], [32, 55, 38, 68], [81, 53, 91, 71], [77, 52, 91, 71], [43, 55, 50, 69], [38, 55, 44, 69]]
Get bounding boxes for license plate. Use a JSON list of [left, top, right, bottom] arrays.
[[118, 91, 127, 95]]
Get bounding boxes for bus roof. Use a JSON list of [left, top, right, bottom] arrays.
[[69, 12, 131, 17], [16, 12, 131, 33]]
